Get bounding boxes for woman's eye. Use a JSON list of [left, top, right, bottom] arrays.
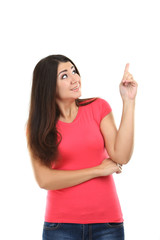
[[62, 74, 67, 79], [61, 70, 76, 79], [72, 69, 77, 74]]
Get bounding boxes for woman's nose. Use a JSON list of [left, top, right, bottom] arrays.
[[71, 78, 77, 85]]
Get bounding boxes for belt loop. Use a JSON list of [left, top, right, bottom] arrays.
[[89, 224, 92, 240], [82, 224, 85, 240]]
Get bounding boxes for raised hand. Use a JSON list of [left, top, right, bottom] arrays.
[[119, 63, 138, 101]]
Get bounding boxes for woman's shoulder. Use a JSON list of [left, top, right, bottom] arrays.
[[78, 97, 106, 105], [78, 97, 111, 113], [90, 97, 112, 123], [90, 97, 111, 108]]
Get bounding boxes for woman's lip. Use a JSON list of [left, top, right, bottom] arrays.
[[71, 87, 80, 92]]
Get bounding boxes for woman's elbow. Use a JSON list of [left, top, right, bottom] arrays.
[[34, 173, 49, 190], [38, 180, 47, 189], [111, 154, 131, 165], [31, 160, 54, 190], [121, 158, 130, 165], [36, 176, 57, 190], [34, 174, 45, 189]]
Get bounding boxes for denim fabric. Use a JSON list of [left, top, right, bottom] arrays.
[[42, 221, 124, 240]]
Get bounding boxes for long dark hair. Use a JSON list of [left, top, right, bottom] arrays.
[[26, 54, 97, 167]]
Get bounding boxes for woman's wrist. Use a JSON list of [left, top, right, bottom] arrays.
[[122, 99, 136, 112], [91, 165, 102, 177], [122, 98, 136, 106]]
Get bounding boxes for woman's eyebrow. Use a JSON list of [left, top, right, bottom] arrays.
[[58, 65, 74, 76]]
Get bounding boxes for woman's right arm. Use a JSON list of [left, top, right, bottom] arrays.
[[29, 150, 121, 190]]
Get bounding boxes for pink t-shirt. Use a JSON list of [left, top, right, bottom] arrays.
[[45, 98, 123, 223]]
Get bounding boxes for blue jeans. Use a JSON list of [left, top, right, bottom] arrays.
[[42, 222, 124, 240]]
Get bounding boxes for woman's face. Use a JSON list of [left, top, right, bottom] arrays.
[[56, 61, 81, 101]]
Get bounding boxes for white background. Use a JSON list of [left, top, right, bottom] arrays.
[[0, 0, 160, 239]]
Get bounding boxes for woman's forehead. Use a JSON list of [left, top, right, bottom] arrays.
[[57, 62, 75, 76], [58, 61, 73, 71]]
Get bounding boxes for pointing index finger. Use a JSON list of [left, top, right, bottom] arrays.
[[124, 63, 130, 73]]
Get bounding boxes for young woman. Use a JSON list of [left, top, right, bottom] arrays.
[[26, 54, 137, 240]]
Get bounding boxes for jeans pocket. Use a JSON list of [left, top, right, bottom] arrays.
[[105, 222, 124, 228], [43, 222, 62, 231]]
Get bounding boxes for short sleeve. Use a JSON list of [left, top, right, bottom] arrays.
[[91, 98, 112, 125]]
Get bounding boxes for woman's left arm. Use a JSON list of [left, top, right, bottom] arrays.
[[100, 63, 138, 165]]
